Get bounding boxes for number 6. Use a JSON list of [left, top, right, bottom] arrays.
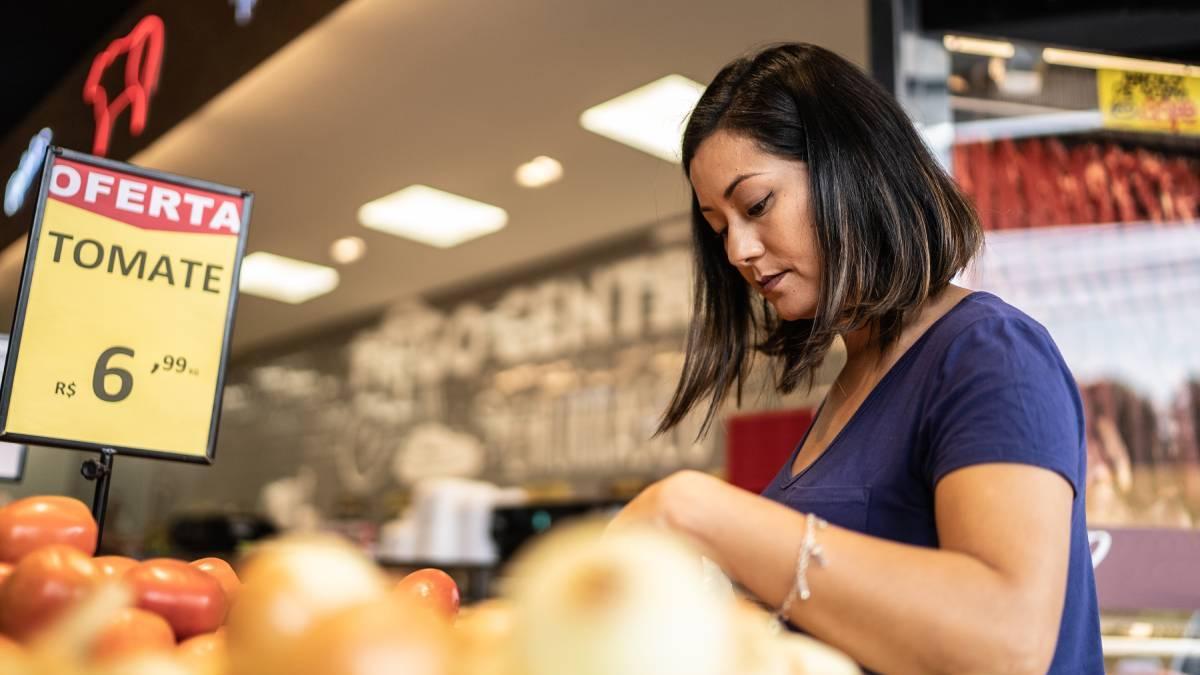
[[93, 347, 135, 403]]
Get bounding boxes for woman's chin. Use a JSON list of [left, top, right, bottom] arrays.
[[770, 300, 817, 322]]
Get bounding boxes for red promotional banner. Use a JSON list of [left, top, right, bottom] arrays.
[[47, 158, 242, 237]]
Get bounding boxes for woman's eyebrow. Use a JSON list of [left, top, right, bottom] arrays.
[[700, 172, 765, 213], [724, 172, 763, 199]]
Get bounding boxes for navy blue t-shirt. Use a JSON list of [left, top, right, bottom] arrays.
[[761, 292, 1103, 673]]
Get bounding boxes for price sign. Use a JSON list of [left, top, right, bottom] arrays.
[[0, 334, 26, 482], [1098, 68, 1200, 136], [0, 148, 251, 462]]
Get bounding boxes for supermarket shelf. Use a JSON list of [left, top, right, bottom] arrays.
[[950, 96, 1081, 118], [952, 108, 1104, 143], [1103, 636, 1200, 658]]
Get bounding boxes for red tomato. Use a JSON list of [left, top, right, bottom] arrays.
[[0, 496, 98, 563], [0, 562, 13, 589], [0, 545, 99, 641], [93, 556, 137, 580], [124, 559, 226, 640], [90, 607, 175, 664], [394, 568, 460, 621], [190, 557, 240, 606]]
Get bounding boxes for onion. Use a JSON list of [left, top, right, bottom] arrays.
[[726, 599, 789, 675], [451, 599, 519, 675], [504, 521, 735, 675], [0, 633, 23, 668], [224, 534, 387, 675], [290, 597, 450, 675], [176, 629, 228, 675], [776, 632, 861, 675], [90, 608, 176, 665], [91, 654, 195, 675]]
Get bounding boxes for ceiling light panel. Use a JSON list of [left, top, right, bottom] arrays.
[[240, 252, 339, 304], [580, 74, 706, 163], [358, 185, 508, 248], [330, 235, 366, 264], [515, 155, 564, 188]]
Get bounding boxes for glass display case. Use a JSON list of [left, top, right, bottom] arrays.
[[896, 27, 1200, 672]]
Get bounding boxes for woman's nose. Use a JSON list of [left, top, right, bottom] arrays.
[[725, 221, 764, 268]]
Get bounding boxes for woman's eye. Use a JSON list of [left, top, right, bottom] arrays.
[[747, 193, 772, 217]]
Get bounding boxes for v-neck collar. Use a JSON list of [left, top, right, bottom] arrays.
[[780, 291, 988, 485]]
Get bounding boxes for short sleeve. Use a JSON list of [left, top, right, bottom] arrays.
[[922, 316, 1085, 495]]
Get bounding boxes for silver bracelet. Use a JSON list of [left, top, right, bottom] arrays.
[[773, 513, 828, 627]]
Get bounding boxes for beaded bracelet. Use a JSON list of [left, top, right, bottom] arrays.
[[773, 513, 828, 627]]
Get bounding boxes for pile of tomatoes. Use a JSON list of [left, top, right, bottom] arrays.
[[0, 495, 859, 675], [0, 495, 462, 675]]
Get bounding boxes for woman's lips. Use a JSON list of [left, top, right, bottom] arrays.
[[760, 271, 787, 293]]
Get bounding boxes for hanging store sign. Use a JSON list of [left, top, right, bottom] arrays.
[[1097, 69, 1200, 136], [0, 148, 252, 462], [83, 15, 165, 157]]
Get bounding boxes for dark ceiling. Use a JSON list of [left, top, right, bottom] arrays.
[[0, 1, 144, 140], [2, 0, 1198, 159], [920, 0, 1200, 63], [0, 0, 349, 254], [6, 0, 1200, 142]]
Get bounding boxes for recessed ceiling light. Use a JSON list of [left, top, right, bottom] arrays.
[[515, 155, 563, 188], [1042, 47, 1200, 77], [580, 74, 706, 163], [240, 252, 339, 304], [330, 235, 366, 264], [943, 35, 1015, 59], [357, 185, 508, 248]]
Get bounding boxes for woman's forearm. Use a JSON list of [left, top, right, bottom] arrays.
[[663, 471, 1060, 675]]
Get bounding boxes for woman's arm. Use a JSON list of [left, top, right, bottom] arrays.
[[610, 464, 1073, 675]]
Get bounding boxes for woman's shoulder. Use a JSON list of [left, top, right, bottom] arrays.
[[930, 291, 1053, 346], [923, 290, 1070, 377]]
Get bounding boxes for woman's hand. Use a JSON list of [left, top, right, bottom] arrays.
[[607, 470, 723, 555], [608, 470, 697, 533]]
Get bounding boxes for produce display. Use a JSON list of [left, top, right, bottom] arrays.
[[0, 496, 858, 675], [0, 497, 99, 563]]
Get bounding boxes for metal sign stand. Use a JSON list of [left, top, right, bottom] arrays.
[[81, 447, 116, 543]]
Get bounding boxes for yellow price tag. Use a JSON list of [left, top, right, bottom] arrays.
[[1098, 69, 1200, 136], [0, 149, 251, 462]]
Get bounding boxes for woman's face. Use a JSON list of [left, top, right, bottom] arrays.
[[689, 129, 821, 321]]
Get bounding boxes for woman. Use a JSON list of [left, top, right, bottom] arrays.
[[611, 44, 1103, 674]]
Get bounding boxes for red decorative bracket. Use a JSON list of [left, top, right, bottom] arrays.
[[82, 15, 166, 157]]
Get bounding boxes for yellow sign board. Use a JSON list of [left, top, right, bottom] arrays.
[[0, 149, 251, 462], [1097, 68, 1200, 136]]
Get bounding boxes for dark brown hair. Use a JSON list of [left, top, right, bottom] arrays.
[[659, 43, 982, 436]]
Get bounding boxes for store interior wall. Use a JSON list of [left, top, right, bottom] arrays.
[[0, 0, 867, 546]]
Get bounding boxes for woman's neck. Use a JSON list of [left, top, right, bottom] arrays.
[[840, 284, 970, 372], [843, 323, 875, 363]]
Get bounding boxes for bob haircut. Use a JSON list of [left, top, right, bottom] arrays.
[[660, 42, 982, 436]]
